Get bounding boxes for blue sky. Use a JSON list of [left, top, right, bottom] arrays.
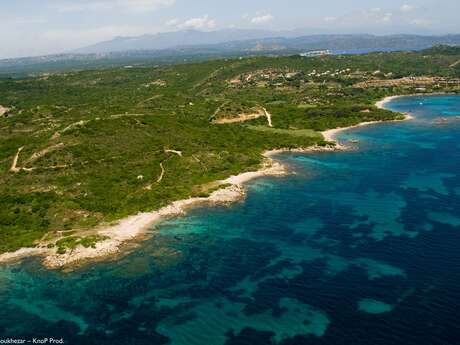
[[1, 0, 459, 58]]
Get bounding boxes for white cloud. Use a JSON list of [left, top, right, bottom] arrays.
[[166, 18, 179, 26], [0, 24, 154, 59], [53, 0, 175, 13], [172, 15, 217, 30], [400, 4, 416, 12], [381, 12, 393, 23], [317, 6, 424, 33], [251, 14, 274, 25]]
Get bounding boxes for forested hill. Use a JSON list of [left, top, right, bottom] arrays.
[[422, 45, 460, 55], [0, 48, 459, 255]]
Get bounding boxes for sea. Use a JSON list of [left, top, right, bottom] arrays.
[[1, 95, 459, 345]]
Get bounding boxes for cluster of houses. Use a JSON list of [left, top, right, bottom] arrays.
[[228, 67, 460, 94], [228, 67, 372, 88], [354, 76, 460, 90]]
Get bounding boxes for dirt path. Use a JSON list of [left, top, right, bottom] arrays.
[[157, 163, 165, 183], [212, 101, 230, 119], [52, 114, 145, 140], [110, 113, 145, 119], [450, 60, 460, 68], [10, 143, 66, 173], [212, 112, 265, 124], [144, 151, 181, 190], [193, 66, 225, 90], [262, 107, 273, 127], [144, 162, 166, 191], [10, 147, 24, 172], [23, 143, 65, 166], [137, 95, 162, 106], [213, 105, 273, 127], [0, 105, 10, 117], [165, 149, 182, 156], [52, 120, 90, 139]]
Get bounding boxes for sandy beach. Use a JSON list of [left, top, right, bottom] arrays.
[[375, 93, 456, 110], [0, 95, 414, 269], [375, 95, 403, 109], [322, 96, 414, 143], [321, 119, 406, 143], [0, 154, 291, 268], [41, 158, 291, 268]]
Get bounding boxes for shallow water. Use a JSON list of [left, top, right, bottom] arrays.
[[1, 95, 460, 344]]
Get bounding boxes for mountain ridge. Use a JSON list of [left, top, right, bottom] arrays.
[[1, 32, 460, 76], [72, 30, 460, 55]]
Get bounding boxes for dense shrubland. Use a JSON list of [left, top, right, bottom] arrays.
[[0, 47, 459, 253]]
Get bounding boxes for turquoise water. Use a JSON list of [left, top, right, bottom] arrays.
[[1, 95, 460, 344]]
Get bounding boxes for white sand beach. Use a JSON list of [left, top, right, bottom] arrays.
[[0, 95, 415, 269], [321, 97, 414, 143]]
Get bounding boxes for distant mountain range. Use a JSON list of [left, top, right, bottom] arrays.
[[74, 29, 460, 55], [1, 30, 460, 76], [73, 29, 286, 54]]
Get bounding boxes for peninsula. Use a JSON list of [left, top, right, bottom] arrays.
[[0, 45, 459, 267]]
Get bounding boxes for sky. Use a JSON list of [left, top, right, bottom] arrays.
[[0, 0, 459, 59]]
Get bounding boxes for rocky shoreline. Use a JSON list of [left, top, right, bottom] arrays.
[[0, 95, 413, 270]]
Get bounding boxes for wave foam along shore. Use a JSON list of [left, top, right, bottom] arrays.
[[0, 156, 288, 269], [42, 160, 288, 268], [0, 96, 413, 269]]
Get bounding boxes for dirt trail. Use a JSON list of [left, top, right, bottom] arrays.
[[137, 95, 162, 105], [213, 105, 273, 127], [10, 143, 66, 173], [212, 101, 229, 119], [52, 120, 90, 139], [165, 149, 182, 156], [10, 147, 24, 172], [144, 162, 166, 191], [212, 112, 265, 124], [110, 113, 145, 119], [262, 107, 273, 127], [0, 105, 10, 117], [450, 60, 460, 68], [157, 163, 165, 183], [23, 143, 65, 166], [52, 114, 147, 140], [193, 66, 225, 90]]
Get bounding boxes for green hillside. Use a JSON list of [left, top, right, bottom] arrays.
[[0, 50, 459, 254]]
